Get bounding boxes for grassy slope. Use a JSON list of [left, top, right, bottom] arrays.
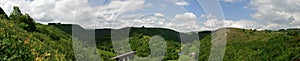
[[0, 19, 74, 60], [223, 28, 300, 61]]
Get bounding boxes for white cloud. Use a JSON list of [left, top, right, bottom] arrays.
[[172, 12, 200, 32], [174, 12, 196, 21], [97, 0, 146, 21], [136, 12, 200, 32], [248, 0, 300, 29], [96, 12, 201, 32], [0, 0, 198, 31], [220, 0, 242, 3], [4, 0, 293, 32], [154, 13, 164, 17], [0, 0, 264, 32], [175, 1, 189, 6], [0, 0, 146, 29], [201, 14, 263, 30], [0, 0, 203, 32], [79, 0, 195, 31]]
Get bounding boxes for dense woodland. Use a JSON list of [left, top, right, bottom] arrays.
[[0, 6, 300, 61], [0, 6, 74, 60]]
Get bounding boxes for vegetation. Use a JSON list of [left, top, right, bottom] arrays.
[[222, 28, 300, 61], [0, 6, 74, 60], [53, 26, 300, 61], [0, 7, 8, 19], [1, 6, 300, 61]]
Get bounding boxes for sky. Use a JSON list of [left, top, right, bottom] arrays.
[[0, 0, 299, 32]]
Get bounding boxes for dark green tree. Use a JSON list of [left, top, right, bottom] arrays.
[[22, 14, 36, 32], [9, 6, 23, 20], [279, 29, 285, 31], [8, 6, 36, 32], [0, 7, 8, 19]]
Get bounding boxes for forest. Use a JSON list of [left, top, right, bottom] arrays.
[[0, 6, 300, 61]]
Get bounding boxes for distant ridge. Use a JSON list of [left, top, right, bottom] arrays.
[[48, 23, 212, 42]]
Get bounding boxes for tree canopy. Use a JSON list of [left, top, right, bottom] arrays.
[[0, 7, 8, 19], [9, 6, 22, 18]]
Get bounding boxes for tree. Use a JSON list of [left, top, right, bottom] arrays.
[[23, 14, 36, 32], [7, 6, 36, 32], [265, 30, 271, 33], [9, 6, 22, 20], [14, 13, 36, 32], [0, 7, 8, 19], [279, 29, 285, 31]]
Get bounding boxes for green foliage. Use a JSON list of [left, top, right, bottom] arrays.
[[0, 14, 8, 20], [97, 49, 116, 61], [287, 31, 300, 36], [130, 33, 151, 57], [279, 29, 286, 31], [0, 7, 8, 19], [52, 23, 300, 61], [92, 28, 300, 61], [9, 6, 22, 19], [7, 6, 36, 32], [0, 7, 75, 60], [22, 14, 36, 32], [215, 28, 300, 61]]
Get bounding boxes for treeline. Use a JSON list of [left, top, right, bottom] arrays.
[[52, 22, 300, 61], [92, 27, 300, 61]]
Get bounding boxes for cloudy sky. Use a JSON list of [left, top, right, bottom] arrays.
[[0, 0, 299, 32]]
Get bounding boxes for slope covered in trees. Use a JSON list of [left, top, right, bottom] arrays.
[[0, 6, 75, 60], [53, 23, 300, 61]]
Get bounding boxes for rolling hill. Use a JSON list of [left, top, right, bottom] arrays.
[[52, 24, 300, 61]]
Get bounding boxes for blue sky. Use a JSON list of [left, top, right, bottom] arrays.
[[219, 0, 255, 20], [180, 0, 255, 21], [88, 0, 255, 24], [87, 0, 252, 18]]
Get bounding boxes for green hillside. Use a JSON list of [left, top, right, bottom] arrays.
[[223, 28, 300, 61], [53, 23, 300, 61], [0, 6, 75, 60]]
